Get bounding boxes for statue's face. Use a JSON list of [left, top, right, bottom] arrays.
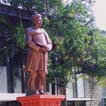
[[32, 14, 43, 28]]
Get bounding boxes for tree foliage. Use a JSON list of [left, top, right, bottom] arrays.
[[81, 30, 106, 77]]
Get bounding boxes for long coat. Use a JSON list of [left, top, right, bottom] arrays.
[[25, 27, 52, 74]]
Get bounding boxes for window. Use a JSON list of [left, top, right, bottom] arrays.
[[102, 98, 106, 106]]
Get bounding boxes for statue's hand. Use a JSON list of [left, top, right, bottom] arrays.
[[39, 47, 48, 53]]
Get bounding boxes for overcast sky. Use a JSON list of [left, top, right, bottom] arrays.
[[93, 0, 106, 31], [63, 0, 106, 31]]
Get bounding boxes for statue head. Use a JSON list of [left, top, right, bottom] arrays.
[[32, 13, 43, 28], [32, 13, 42, 20]]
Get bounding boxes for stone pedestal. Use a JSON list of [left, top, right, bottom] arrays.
[[17, 95, 65, 106]]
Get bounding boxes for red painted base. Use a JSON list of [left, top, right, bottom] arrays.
[[17, 95, 65, 106]]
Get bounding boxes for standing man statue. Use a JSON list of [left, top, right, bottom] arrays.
[[24, 13, 52, 95]]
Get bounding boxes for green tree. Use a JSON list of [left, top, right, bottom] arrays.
[[81, 30, 106, 77], [0, 15, 16, 65], [46, 1, 106, 95], [47, 0, 94, 88]]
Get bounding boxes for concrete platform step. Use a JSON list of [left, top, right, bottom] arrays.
[[0, 93, 25, 102]]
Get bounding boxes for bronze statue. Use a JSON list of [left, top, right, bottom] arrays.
[[24, 13, 52, 95]]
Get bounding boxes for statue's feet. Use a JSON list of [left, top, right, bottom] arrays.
[[34, 90, 39, 95], [34, 90, 46, 95], [39, 90, 45, 95]]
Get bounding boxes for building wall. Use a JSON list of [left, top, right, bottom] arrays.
[[85, 77, 106, 106], [0, 66, 7, 92], [14, 68, 23, 93], [0, 66, 23, 93], [77, 74, 85, 98], [66, 75, 106, 106]]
